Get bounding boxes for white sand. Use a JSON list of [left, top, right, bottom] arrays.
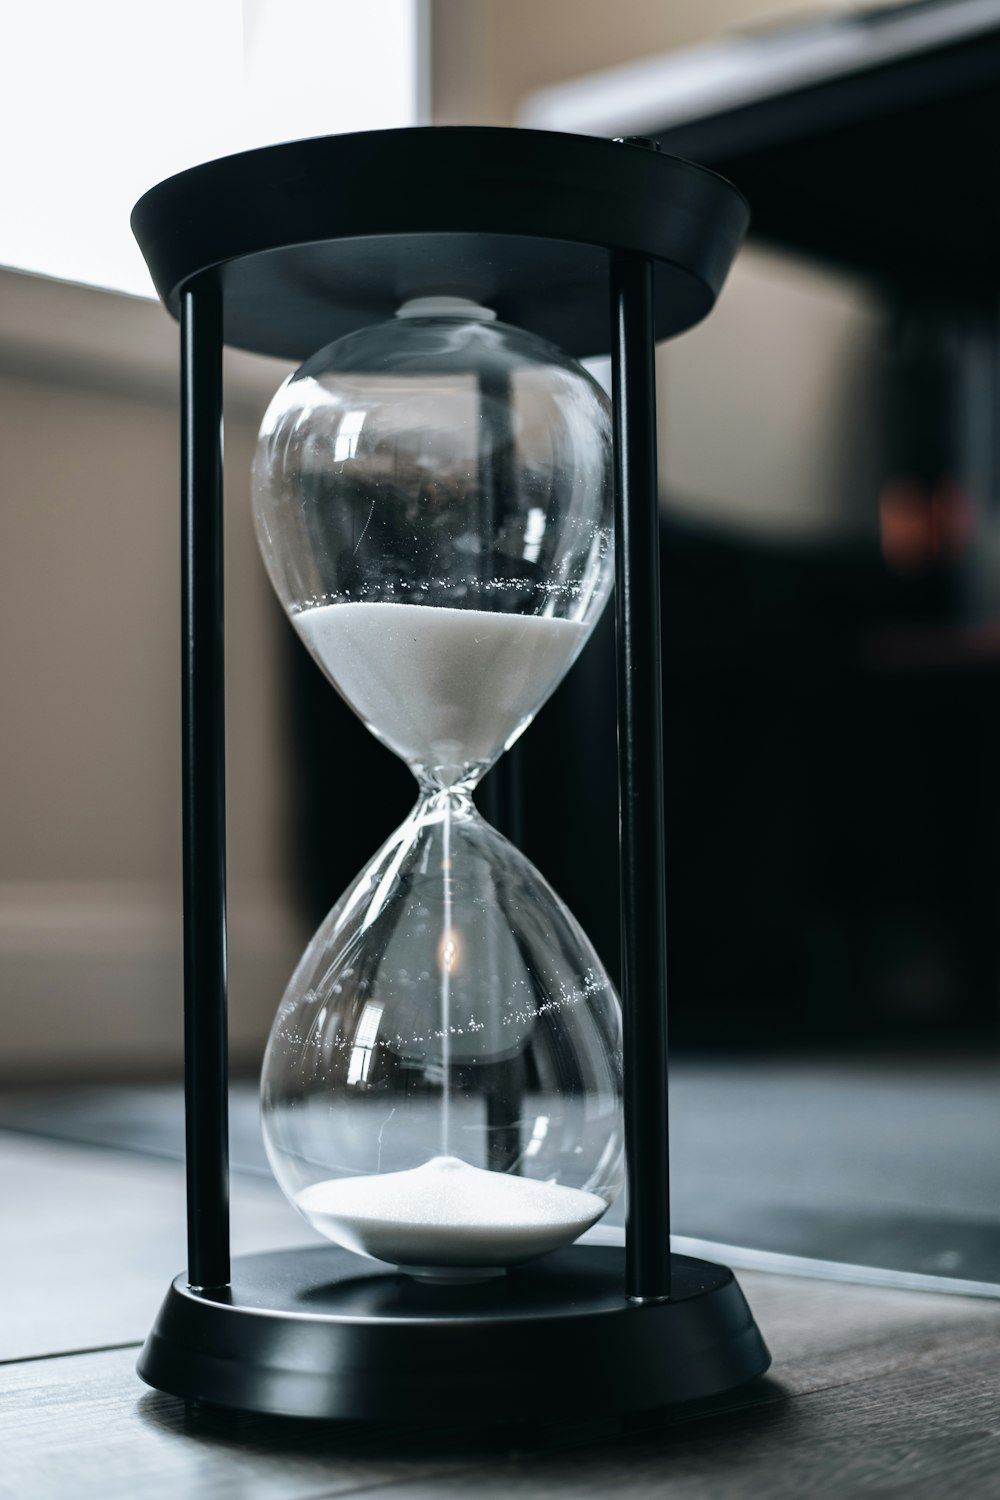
[[295, 602, 586, 778], [295, 1155, 607, 1268]]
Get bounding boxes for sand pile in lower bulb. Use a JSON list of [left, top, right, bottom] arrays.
[[296, 1155, 607, 1271]]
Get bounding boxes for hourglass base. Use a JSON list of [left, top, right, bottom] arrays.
[[137, 1244, 770, 1422]]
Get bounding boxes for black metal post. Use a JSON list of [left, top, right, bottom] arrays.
[[180, 275, 230, 1290], [610, 250, 672, 1303]]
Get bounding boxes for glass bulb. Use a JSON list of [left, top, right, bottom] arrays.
[[253, 300, 624, 1278]]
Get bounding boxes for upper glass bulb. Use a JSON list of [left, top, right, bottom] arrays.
[[252, 297, 614, 788]]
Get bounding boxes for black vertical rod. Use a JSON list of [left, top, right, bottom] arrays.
[[180, 275, 230, 1290], [610, 251, 672, 1303]]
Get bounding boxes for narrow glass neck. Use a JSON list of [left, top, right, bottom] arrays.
[[413, 758, 493, 798], [412, 781, 478, 819]]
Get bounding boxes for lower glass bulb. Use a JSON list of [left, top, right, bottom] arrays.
[[261, 790, 624, 1279]]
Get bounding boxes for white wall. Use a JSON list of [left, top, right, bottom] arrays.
[[0, 270, 304, 1078]]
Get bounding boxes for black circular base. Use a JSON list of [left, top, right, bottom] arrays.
[[137, 1245, 770, 1422]]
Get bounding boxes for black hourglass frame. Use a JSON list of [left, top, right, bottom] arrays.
[[131, 126, 768, 1421]]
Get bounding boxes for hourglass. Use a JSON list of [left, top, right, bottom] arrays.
[[133, 126, 768, 1420], [254, 301, 624, 1279]]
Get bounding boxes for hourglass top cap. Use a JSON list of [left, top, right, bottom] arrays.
[[131, 126, 749, 362]]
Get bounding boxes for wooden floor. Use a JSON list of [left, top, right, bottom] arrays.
[[4, 1125, 1000, 1499]]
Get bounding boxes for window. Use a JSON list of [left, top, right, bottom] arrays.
[[0, 0, 425, 298]]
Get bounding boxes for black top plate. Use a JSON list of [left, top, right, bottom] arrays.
[[131, 126, 749, 360]]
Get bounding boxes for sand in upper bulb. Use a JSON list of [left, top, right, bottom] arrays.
[[295, 602, 587, 774], [295, 1155, 607, 1271]]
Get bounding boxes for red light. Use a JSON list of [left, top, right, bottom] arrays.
[[879, 478, 972, 574]]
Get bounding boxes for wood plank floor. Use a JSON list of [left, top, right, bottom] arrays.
[[4, 1122, 1000, 1498]]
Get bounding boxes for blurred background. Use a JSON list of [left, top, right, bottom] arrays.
[[3, 0, 1000, 1284]]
